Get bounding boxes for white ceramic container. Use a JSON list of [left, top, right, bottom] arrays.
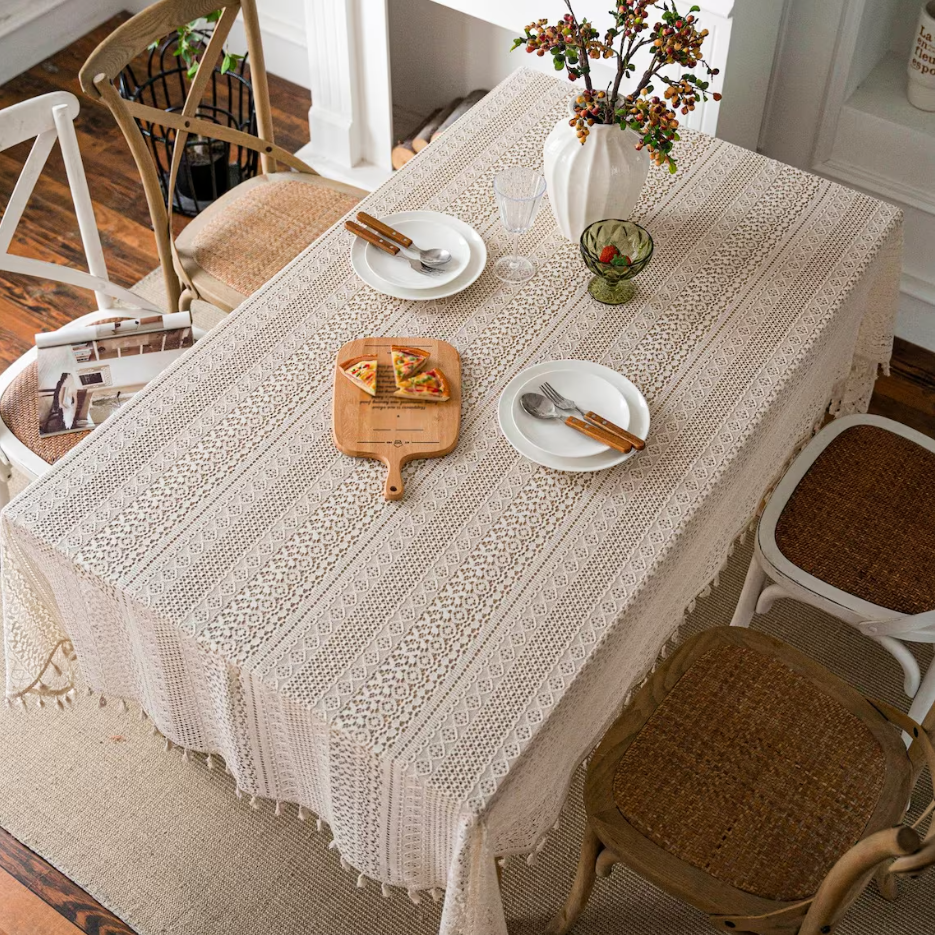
[[543, 113, 650, 243]]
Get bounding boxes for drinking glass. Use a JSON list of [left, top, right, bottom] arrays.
[[493, 167, 547, 283]]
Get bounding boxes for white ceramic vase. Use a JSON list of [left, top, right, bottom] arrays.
[[908, 1, 935, 111], [543, 115, 650, 243]]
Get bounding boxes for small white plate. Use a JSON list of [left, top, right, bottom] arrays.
[[513, 367, 630, 459], [350, 211, 487, 301], [498, 361, 650, 473], [364, 216, 470, 289]]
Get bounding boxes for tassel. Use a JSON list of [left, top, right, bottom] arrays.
[[98, 695, 107, 707], [18, 697, 27, 710], [316, 818, 323, 832], [4, 697, 11, 708], [274, 801, 282, 817], [430, 888, 442, 902], [55, 697, 64, 710], [526, 852, 537, 866], [553, 818, 561, 831], [206, 754, 215, 770], [687, 599, 696, 614], [497, 857, 507, 869], [164, 738, 172, 752], [225, 762, 232, 775], [340, 857, 351, 872], [713, 572, 720, 588], [37, 697, 45, 708], [535, 838, 547, 853], [328, 839, 338, 851], [250, 796, 259, 810], [139, 707, 147, 721], [357, 873, 366, 889], [381, 883, 391, 899], [86, 687, 94, 697], [151, 723, 160, 736], [297, 806, 307, 821], [408, 889, 422, 905], [235, 787, 243, 800], [119, 699, 128, 712], [181, 748, 191, 763]]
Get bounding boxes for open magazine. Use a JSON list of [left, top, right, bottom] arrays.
[[36, 312, 194, 438]]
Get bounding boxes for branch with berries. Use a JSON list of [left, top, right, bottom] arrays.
[[512, 1, 721, 172]]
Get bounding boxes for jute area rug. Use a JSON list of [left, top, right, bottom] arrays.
[[1, 278, 932, 933]]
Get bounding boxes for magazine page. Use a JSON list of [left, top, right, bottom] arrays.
[[36, 312, 194, 439]]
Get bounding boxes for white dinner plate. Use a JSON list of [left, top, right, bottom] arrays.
[[498, 360, 650, 472], [513, 367, 630, 459], [363, 215, 470, 290], [351, 211, 487, 301]]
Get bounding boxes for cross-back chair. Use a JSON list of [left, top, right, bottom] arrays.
[[79, 0, 365, 313], [0, 91, 171, 506], [551, 626, 935, 935], [730, 414, 935, 727]]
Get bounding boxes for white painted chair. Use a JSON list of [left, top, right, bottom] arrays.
[[731, 413, 935, 725], [0, 91, 164, 507]]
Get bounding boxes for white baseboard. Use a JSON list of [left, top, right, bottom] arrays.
[[0, 0, 123, 86], [295, 143, 393, 192], [898, 275, 935, 353]]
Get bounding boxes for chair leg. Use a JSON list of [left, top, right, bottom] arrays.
[[908, 655, 935, 727], [875, 635, 922, 698], [547, 822, 603, 935], [178, 287, 196, 312], [730, 554, 767, 628], [755, 583, 790, 616]]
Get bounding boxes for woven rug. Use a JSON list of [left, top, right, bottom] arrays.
[[0, 278, 932, 933]]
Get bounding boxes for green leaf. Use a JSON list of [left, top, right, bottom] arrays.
[[669, 160, 678, 173], [690, 4, 700, 11], [206, 10, 222, 21], [187, 62, 199, 79], [554, 57, 565, 70], [510, 37, 524, 51], [220, 54, 232, 75]]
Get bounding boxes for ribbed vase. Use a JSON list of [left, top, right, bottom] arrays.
[[543, 118, 650, 243]]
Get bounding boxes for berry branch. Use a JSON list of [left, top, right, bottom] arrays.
[[512, 1, 722, 172]]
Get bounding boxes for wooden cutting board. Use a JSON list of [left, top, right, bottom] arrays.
[[332, 337, 461, 500]]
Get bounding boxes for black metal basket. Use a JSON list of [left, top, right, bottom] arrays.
[[118, 30, 258, 217]]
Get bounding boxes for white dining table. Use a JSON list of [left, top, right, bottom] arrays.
[[2, 68, 902, 935]]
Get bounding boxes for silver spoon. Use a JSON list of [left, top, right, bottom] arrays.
[[520, 394, 632, 453]]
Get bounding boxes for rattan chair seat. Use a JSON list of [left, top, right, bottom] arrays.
[[0, 361, 87, 464], [774, 423, 935, 615], [612, 643, 886, 902], [185, 176, 361, 298]]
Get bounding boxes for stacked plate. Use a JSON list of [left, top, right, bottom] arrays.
[[350, 210, 487, 300], [498, 360, 650, 472]]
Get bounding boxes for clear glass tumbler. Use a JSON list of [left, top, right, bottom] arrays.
[[493, 167, 547, 283]]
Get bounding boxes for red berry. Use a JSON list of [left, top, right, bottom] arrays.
[[599, 245, 619, 264]]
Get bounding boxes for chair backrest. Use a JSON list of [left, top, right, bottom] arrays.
[[79, 0, 314, 310], [0, 91, 160, 313]]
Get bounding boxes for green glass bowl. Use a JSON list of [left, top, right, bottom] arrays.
[[579, 219, 654, 305]]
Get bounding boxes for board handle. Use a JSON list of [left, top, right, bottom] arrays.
[[384, 460, 404, 500], [345, 220, 399, 255]]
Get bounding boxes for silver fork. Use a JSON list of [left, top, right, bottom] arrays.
[[540, 381, 646, 450], [540, 382, 585, 420]]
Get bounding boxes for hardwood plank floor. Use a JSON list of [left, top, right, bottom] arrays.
[[2, 13, 935, 935]]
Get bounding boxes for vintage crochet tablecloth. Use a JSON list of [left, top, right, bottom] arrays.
[[2, 69, 902, 934]]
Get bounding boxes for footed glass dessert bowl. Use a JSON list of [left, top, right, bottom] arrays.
[[580, 219, 654, 305]]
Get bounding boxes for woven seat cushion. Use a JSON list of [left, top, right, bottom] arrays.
[[775, 424, 935, 615], [0, 361, 87, 464], [612, 644, 886, 902], [189, 178, 361, 296]]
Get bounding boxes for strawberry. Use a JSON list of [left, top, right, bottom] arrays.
[[598, 245, 619, 264]]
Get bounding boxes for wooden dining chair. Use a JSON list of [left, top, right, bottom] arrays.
[[729, 413, 935, 726], [550, 626, 935, 935], [0, 90, 179, 506], [79, 0, 366, 313]]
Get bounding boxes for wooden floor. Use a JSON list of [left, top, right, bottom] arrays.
[[2, 13, 935, 935]]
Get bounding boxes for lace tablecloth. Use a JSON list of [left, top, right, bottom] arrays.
[[2, 69, 902, 934]]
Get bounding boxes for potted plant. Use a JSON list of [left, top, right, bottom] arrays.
[[120, 11, 254, 215], [513, 1, 721, 241]]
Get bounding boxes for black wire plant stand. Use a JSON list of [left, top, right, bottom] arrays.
[[118, 29, 259, 217]]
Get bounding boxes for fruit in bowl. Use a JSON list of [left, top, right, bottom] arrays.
[[580, 219, 653, 305]]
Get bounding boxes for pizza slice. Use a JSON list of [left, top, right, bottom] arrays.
[[393, 367, 450, 402], [391, 345, 430, 387], [339, 354, 378, 396]]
